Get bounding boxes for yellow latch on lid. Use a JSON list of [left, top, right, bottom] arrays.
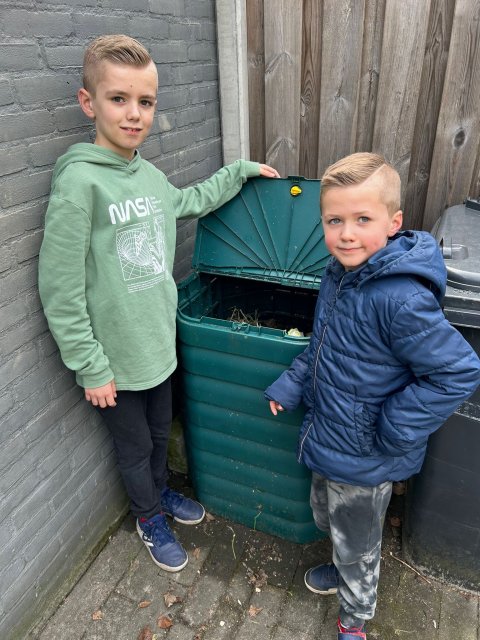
[[290, 185, 302, 197]]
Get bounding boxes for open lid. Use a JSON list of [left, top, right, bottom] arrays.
[[192, 175, 328, 289], [432, 199, 480, 326]]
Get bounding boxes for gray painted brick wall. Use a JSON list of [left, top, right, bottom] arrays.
[[0, 1, 221, 638]]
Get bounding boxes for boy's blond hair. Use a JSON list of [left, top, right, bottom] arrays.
[[321, 152, 401, 215], [83, 34, 153, 94]]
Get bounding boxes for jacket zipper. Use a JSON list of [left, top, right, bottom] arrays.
[[298, 273, 346, 462]]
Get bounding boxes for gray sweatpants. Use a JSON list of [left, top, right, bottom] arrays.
[[310, 473, 392, 628]]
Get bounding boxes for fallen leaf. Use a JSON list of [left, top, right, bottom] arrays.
[[247, 568, 268, 589], [157, 614, 173, 629], [92, 610, 103, 620], [192, 547, 201, 559], [138, 600, 152, 609], [137, 626, 154, 640], [248, 605, 263, 617], [163, 592, 183, 608]]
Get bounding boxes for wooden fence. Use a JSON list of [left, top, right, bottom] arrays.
[[246, 0, 480, 230]]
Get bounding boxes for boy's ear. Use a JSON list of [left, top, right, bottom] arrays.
[[78, 88, 95, 120], [388, 210, 403, 236]]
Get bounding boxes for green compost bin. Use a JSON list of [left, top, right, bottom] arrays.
[[176, 176, 330, 543]]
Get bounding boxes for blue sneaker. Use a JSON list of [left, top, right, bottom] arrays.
[[136, 513, 188, 572], [337, 618, 367, 639], [304, 563, 340, 594], [160, 487, 205, 525]]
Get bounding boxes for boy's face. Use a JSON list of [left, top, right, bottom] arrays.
[[78, 60, 158, 160], [322, 181, 403, 270]]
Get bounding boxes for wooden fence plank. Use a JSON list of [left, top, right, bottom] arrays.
[[355, 0, 386, 152], [424, 0, 480, 230], [243, 0, 480, 230], [264, 0, 303, 176], [317, 0, 366, 176], [247, 0, 265, 163], [299, 0, 323, 178], [373, 0, 431, 201], [403, 0, 455, 230]]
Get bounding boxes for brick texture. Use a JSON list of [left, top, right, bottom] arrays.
[[0, 1, 221, 638]]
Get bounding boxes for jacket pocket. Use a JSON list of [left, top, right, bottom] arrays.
[[354, 402, 376, 456]]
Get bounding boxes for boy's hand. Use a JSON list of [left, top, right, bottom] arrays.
[[85, 380, 117, 408], [269, 400, 284, 416], [259, 164, 280, 178]]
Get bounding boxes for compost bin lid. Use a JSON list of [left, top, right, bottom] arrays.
[[192, 175, 328, 289], [432, 198, 480, 327]]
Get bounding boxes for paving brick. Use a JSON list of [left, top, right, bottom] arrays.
[[180, 574, 226, 627], [273, 626, 316, 640], [37, 527, 141, 640], [275, 566, 334, 636], [438, 588, 478, 640]]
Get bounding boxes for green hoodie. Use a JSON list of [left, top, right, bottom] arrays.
[[39, 143, 260, 390]]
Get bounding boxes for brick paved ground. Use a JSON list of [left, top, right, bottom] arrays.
[[32, 477, 479, 640]]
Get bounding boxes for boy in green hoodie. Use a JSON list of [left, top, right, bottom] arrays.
[[38, 34, 279, 572]]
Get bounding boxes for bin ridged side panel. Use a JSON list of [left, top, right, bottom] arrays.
[[178, 314, 322, 543]]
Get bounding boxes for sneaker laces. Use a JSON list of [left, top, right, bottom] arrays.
[[140, 514, 175, 546]]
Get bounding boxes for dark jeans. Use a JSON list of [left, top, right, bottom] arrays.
[[96, 377, 172, 519]]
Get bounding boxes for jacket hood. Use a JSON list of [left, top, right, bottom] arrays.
[[327, 230, 446, 302], [52, 142, 142, 185]]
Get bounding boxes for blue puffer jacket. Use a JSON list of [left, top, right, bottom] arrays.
[[265, 231, 480, 486]]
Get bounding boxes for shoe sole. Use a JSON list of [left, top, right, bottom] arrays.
[[304, 574, 338, 595], [136, 521, 189, 572], [164, 508, 206, 526]]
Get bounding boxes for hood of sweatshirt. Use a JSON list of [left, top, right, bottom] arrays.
[[52, 142, 142, 185]]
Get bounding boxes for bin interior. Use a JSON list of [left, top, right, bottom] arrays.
[[178, 271, 318, 336]]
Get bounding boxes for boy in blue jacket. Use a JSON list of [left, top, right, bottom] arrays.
[[265, 152, 480, 640]]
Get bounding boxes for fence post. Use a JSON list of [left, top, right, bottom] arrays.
[[216, 0, 251, 163]]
